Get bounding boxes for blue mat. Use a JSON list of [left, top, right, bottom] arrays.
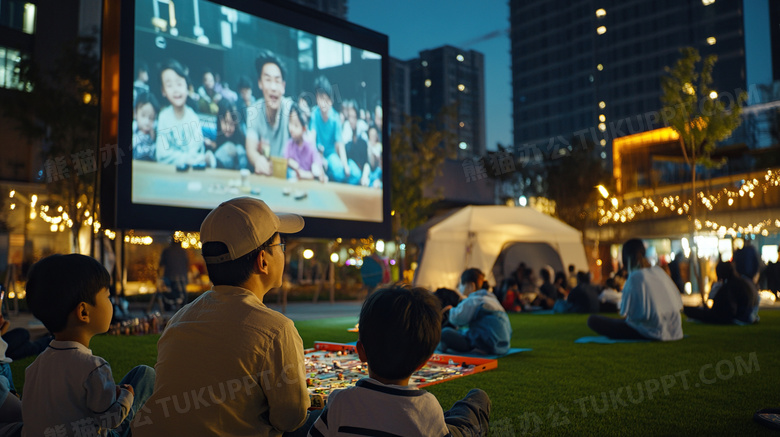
[[524, 309, 555, 315], [438, 348, 533, 359], [575, 336, 651, 344]]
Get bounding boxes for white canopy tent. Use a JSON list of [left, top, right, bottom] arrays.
[[412, 205, 589, 290]]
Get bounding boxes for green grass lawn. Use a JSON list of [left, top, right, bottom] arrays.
[[11, 311, 780, 436]]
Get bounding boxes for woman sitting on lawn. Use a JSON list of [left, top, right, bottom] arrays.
[[587, 238, 684, 341]]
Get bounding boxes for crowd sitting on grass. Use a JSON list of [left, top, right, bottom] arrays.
[[0, 223, 768, 435]]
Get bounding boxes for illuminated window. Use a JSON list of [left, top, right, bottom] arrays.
[[706, 36, 716, 45], [599, 114, 606, 122], [597, 63, 603, 71], [702, 0, 715, 5], [0, 1, 37, 34], [597, 26, 607, 35], [457, 84, 466, 91], [456, 54, 464, 62], [0, 46, 30, 91], [424, 79, 432, 88], [599, 101, 606, 109], [595, 9, 606, 18]]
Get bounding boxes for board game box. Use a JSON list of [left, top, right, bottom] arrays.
[[305, 341, 497, 409]]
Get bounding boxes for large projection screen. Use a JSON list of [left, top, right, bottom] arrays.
[[110, 0, 390, 238]]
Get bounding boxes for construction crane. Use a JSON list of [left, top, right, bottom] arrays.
[[458, 28, 509, 48]]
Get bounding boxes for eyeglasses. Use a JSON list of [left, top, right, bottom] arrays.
[[265, 242, 286, 253]]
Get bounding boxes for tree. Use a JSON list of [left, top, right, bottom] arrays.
[[544, 136, 609, 232], [389, 111, 457, 236], [660, 47, 747, 296], [1, 36, 102, 253]]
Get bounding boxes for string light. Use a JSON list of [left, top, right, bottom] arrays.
[[597, 170, 780, 233]]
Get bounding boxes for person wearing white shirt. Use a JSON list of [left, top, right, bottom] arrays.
[[587, 238, 684, 341]]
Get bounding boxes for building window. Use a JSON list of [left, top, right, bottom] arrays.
[[0, 1, 36, 34], [0, 46, 30, 90]]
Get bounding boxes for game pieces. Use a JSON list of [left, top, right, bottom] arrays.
[[304, 342, 497, 409]]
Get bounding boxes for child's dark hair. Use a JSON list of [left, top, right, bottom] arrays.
[[433, 287, 461, 309], [159, 59, 190, 86], [460, 268, 483, 286], [25, 254, 110, 333], [359, 285, 441, 380], [255, 49, 287, 82], [135, 91, 159, 114], [289, 102, 309, 127], [137, 61, 149, 76], [217, 98, 240, 127], [313, 75, 333, 99], [237, 75, 252, 91]]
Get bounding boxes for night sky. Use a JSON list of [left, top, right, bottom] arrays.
[[349, 0, 512, 151]]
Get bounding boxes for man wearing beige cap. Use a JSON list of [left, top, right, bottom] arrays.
[[134, 197, 317, 436]]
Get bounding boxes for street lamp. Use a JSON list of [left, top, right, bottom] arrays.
[[597, 185, 609, 199]]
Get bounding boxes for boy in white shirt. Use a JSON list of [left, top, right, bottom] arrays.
[[309, 286, 491, 437], [22, 254, 155, 437]]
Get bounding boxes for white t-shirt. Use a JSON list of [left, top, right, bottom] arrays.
[[155, 105, 205, 166], [620, 266, 684, 341], [308, 378, 450, 437], [22, 341, 134, 437]]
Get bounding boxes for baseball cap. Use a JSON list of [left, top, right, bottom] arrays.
[[200, 197, 304, 263]]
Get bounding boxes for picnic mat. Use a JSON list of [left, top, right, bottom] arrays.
[[440, 347, 533, 359], [575, 336, 651, 344]]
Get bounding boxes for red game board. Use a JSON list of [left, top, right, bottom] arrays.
[[305, 341, 497, 408]]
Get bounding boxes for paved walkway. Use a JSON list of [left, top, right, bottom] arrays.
[[5, 299, 364, 337]]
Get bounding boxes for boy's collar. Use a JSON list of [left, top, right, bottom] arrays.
[[48, 340, 91, 354]]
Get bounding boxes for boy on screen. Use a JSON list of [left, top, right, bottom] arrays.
[[309, 75, 348, 183], [155, 59, 207, 167], [133, 91, 158, 161]]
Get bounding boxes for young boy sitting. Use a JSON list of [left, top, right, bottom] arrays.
[[308, 285, 491, 436], [22, 254, 155, 437], [440, 270, 513, 356]]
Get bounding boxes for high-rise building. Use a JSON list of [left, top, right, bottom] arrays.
[[388, 56, 411, 133], [408, 45, 486, 159], [510, 0, 750, 164], [287, 0, 348, 20], [0, 0, 100, 182]]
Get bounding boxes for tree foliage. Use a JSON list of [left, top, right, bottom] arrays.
[[1, 36, 102, 252], [389, 111, 457, 235], [660, 47, 747, 169], [544, 137, 609, 231], [660, 47, 746, 296]]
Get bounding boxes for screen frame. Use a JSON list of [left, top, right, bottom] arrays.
[[104, 0, 391, 239]]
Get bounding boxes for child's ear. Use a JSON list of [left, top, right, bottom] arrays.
[[74, 302, 90, 323], [356, 341, 368, 363]]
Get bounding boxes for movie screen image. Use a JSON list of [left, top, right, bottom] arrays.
[[129, 0, 385, 226]]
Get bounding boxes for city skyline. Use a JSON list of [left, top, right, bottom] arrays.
[[349, 0, 512, 151]]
